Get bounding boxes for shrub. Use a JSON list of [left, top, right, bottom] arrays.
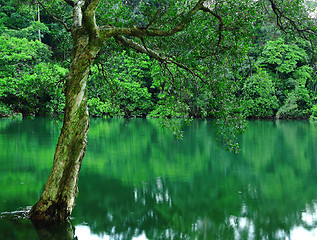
[[310, 105, 317, 121], [0, 34, 67, 117], [276, 86, 312, 119], [242, 71, 279, 118], [0, 102, 13, 117]]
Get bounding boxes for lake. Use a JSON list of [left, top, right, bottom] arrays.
[[0, 118, 317, 240]]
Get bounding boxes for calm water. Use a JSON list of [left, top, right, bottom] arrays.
[[0, 118, 317, 240]]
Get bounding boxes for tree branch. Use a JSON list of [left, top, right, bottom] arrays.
[[114, 35, 203, 80], [83, 0, 102, 39], [200, 6, 224, 46], [100, 0, 206, 39], [37, 1, 71, 31], [144, 10, 162, 30], [267, 0, 316, 39]]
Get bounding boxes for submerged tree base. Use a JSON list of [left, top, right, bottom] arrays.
[[30, 197, 71, 224], [1, 208, 76, 239]]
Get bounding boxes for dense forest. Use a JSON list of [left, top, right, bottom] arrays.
[[1, 0, 317, 225], [0, 0, 317, 120]]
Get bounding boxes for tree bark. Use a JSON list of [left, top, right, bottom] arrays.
[[29, 0, 207, 224], [28, 0, 105, 224], [30, 30, 101, 225], [29, 0, 105, 223]]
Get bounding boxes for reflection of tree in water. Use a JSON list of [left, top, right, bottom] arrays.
[[0, 210, 77, 240], [0, 118, 62, 214], [1, 119, 317, 239], [238, 121, 317, 239], [71, 119, 317, 239], [72, 172, 317, 239], [34, 220, 77, 240], [0, 118, 61, 147]]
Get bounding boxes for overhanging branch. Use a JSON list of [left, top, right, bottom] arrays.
[[114, 36, 203, 80], [267, 0, 317, 39], [100, 0, 206, 39], [201, 6, 224, 46]]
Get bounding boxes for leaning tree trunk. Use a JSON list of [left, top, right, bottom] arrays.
[[30, 31, 101, 223], [29, 0, 201, 223]]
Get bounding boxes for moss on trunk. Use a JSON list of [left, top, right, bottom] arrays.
[[30, 31, 101, 223]]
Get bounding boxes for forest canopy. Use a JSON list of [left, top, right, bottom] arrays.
[[0, 0, 316, 121]]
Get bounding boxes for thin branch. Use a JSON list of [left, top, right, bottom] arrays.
[[140, 36, 148, 51], [37, 1, 71, 31], [267, 0, 316, 39], [200, 6, 224, 46], [144, 10, 162, 29], [165, 64, 177, 85], [114, 35, 204, 81], [96, 62, 119, 98], [114, 35, 166, 61]]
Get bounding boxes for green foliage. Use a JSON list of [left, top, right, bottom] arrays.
[[88, 51, 154, 117], [0, 0, 32, 30], [0, 0, 316, 125], [276, 85, 312, 119], [27, 63, 67, 117], [242, 70, 279, 118], [0, 102, 13, 117], [310, 104, 317, 121], [0, 62, 67, 117], [293, 65, 313, 86], [1, 21, 49, 41], [0, 34, 67, 117], [88, 97, 113, 118], [259, 38, 308, 74], [0, 34, 51, 71], [245, 35, 315, 119]]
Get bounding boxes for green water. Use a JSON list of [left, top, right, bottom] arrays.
[[0, 118, 317, 240]]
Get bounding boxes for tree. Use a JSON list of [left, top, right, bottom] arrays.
[[25, 0, 315, 223], [28, 0, 215, 223], [242, 70, 279, 118]]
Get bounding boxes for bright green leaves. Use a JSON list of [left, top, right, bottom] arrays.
[[293, 65, 313, 86], [0, 35, 47, 65], [87, 97, 114, 117], [242, 70, 279, 118], [0, 34, 50, 70], [0, 34, 51, 81], [259, 38, 308, 74], [244, 36, 315, 119], [4, 21, 50, 41], [87, 50, 154, 118], [276, 85, 312, 119], [0, 34, 67, 117], [310, 104, 317, 121], [0, 3, 69, 118]]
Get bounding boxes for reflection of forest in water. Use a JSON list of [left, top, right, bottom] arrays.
[[1, 118, 317, 239]]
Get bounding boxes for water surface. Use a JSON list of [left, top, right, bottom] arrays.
[[0, 118, 317, 239]]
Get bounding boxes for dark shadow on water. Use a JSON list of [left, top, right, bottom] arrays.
[[0, 209, 77, 240]]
